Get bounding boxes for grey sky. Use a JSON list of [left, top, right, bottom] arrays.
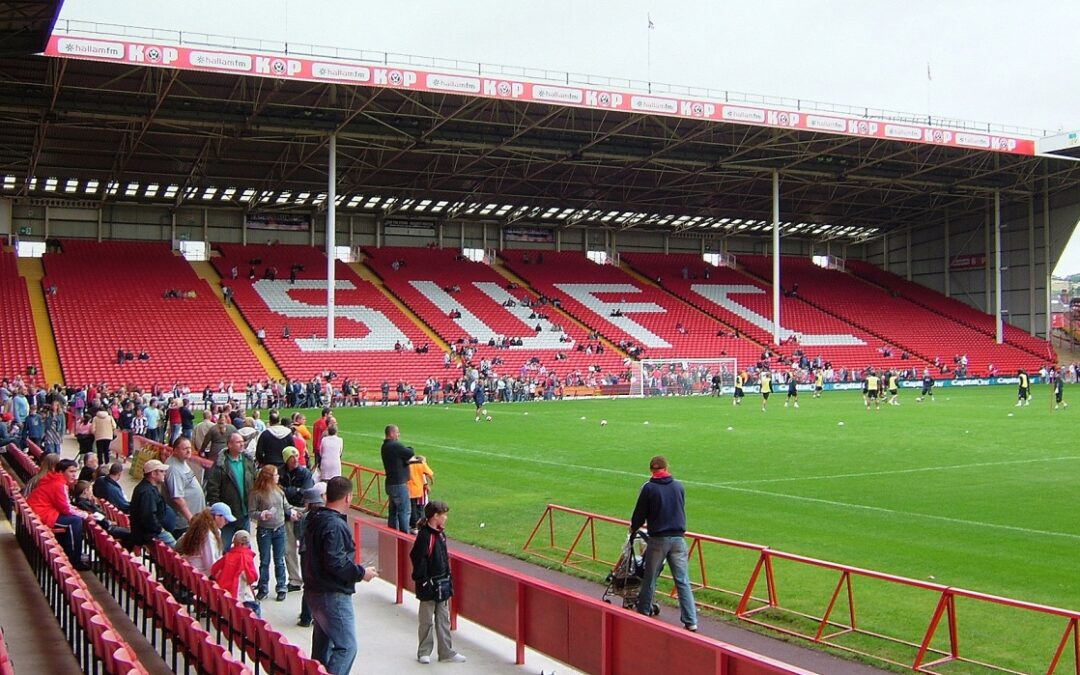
[[56, 0, 1080, 272]]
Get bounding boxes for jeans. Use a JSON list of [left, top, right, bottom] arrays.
[[169, 424, 182, 443], [636, 535, 697, 628], [257, 525, 287, 594], [154, 530, 177, 548], [220, 521, 248, 553], [55, 514, 85, 563], [307, 591, 358, 675], [385, 482, 410, 533]]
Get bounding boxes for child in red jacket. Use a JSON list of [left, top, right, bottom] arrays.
[[210, 529, 260, 616]]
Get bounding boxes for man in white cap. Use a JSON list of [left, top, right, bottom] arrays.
[[130, 459, 177, 547]]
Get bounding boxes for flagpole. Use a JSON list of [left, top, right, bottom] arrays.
[[647, 14, 653, 91], [926, 61, 932, 124]]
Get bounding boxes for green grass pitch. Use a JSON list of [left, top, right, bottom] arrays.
[[323, 385, 1076, 671]]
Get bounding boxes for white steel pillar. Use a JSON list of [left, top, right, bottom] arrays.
[[326, 134, 337, 349], [943, 210, 950, 297], [1044, 177, 1051, 340], [772, 171, 781, 346], [1028, 197, 1036, 337], [994, 190, 1003, 344]]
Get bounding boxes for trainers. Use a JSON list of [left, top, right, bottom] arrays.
[[297, 619, 312, 628], [684, 624, 698, 632], [276, 591, 287, 602], [417, 655, 431, 664], [286, 584, 303, 592], [255, 590, 268, 601], [439, 654, 467, 663]]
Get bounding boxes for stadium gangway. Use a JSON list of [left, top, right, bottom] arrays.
[[356, 515, 816, 675], [523, 503, 1080, 674]]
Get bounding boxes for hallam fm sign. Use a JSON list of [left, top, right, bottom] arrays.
[[45, 34, 1036, 156]]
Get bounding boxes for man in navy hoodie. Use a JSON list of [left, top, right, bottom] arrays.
[[630, 455, 698, 632]]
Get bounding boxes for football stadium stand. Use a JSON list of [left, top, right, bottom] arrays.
[[845, 260, 1054, 361], [211, 243, 444, 387], [499, 250, 764, 365], [737, 255, 1048, 376], [0, 250, 45, 386], [361, 246, 625, 381], [41, 240, 266, 388], [622, 252, 930, 373]]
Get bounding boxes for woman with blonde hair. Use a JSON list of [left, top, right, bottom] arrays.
[[248, 464, 297, 601], [175, 503, 235, 576]]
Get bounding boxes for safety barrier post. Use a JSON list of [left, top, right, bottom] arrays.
[[1047, 617, 1079, 675]]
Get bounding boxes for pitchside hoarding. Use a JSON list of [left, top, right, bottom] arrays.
[[44, 34, 1037, 157]]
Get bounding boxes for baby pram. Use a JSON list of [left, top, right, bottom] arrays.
[[602, 529, 660, 614]]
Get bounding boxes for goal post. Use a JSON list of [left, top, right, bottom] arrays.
[[629, 358, 738, 397]]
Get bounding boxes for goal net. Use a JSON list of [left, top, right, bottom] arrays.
[[629, 358, 738, 397]]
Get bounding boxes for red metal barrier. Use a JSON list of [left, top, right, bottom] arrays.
[[355, 514, 815, 675], [342, 461, 387, 516], [523, 504, 1080, 674]]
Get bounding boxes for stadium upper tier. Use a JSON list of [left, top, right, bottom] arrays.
[[41, 240, 266, 388], [0, 250, 44, 387], [499, 250, 764, 365], [211, 243, 445, 385], [737, 255, 1050, 375], [621, 252, 929, 372], [361, 246, 625, 379]]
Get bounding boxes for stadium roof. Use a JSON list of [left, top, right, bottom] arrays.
[[2, 20, 1080, 244]]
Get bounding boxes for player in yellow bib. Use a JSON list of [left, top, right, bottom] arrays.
[[759, 370, 772, 412], [865, 373, 880, 410]]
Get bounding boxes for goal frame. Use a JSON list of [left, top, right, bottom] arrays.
[[629, 357, 738, 397]]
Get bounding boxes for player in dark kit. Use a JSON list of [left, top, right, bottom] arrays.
[[1015, 370, 1030, 407], [784, 372, 799, 408], [711, 374, 722, 397], [1053, 370, 1067, 410], [916, 369, 934, 402]]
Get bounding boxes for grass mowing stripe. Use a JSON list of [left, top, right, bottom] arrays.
[[715, 455, 1080, 486], [350, 430, 1080, 542]]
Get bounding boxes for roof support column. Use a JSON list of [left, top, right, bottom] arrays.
[[1028, 197, 1036, 337], [994, 190, 1002, 344], [984, 203, 992, 313], [905, 227, 912, 281], [326, 134, 337, 349], [772, 170, 781, 346], [170, 210, 176, 245], [97, 208, 102, 243], [43, 205, 49, 239], [555, 229, 561, 252], [437, 222, 444, 249], [943, 210, 950, 298], [1044, 176, 1051, 340]]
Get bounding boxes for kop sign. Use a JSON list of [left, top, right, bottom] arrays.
[[128, 44, 179, 65]]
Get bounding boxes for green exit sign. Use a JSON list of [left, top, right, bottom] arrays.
[[18, 226, 31, 235]]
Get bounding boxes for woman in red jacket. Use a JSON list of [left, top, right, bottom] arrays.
[[26, 459, 91, 571]]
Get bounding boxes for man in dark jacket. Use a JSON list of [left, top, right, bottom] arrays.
[[92, 462, 130, 513], [629, 455, 697, 631], [302, 476, 378, 675], [380, 424, 414, 533], [205, 431, 255, 551], [279, 446, 314, 591], [129, 460, 176, 547], [255, 409, 294, 468]]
